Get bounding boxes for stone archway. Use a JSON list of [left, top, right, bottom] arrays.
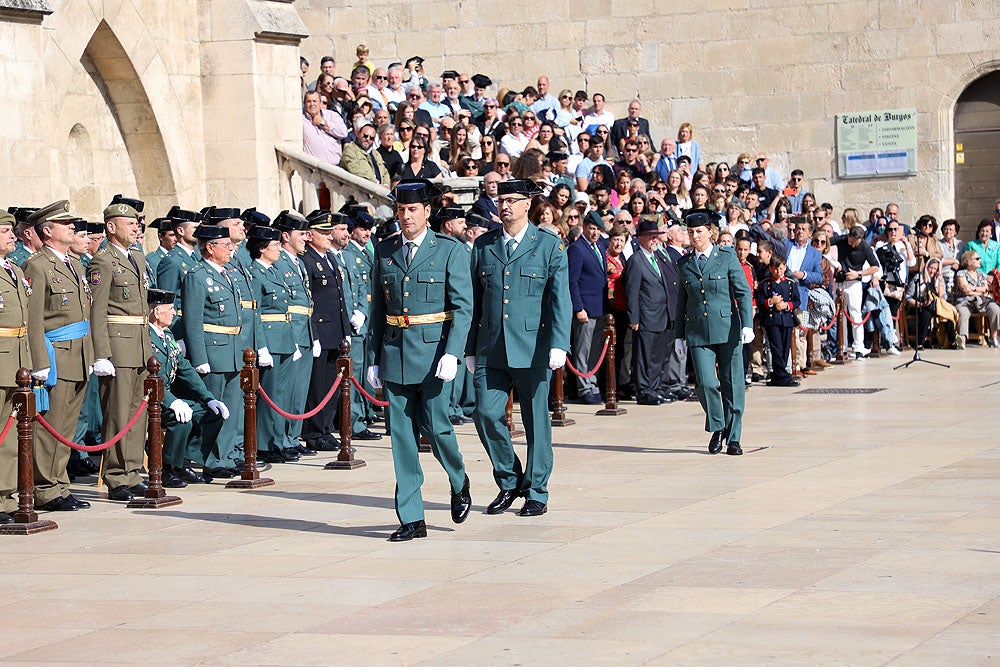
[[81, 20, 176, 215], [953, 71, 1000, 230]]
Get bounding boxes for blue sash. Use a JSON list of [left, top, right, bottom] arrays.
[[34, 320, 90, 411]]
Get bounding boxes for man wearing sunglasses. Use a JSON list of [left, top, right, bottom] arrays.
[[610, 100, 650, 155], [342, 121, 390, 187]]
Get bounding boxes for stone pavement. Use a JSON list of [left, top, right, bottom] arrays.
[[1, 348, 999, 665]]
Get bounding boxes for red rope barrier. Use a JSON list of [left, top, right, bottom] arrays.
[[352, 377, 389, 407], [35, 395, 149, 452], [564, 337, 610, 379], [0, 412, 15, 445], [258, 372, 342, 420], [843, 310, 872, 326]]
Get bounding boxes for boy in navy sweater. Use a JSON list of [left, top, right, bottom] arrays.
[[756, 256, 800, 387]]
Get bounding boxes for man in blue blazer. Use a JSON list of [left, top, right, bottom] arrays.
[[567, 213, 609, 403]]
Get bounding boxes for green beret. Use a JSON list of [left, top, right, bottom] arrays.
[[0, 211, 14, 227], [104, 202, 140, 221]]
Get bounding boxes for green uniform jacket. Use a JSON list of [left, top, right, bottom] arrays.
[[182, 261, 244, 372], [228, 250, 263, 355], [146, 247, 169, 280], [675, 245, 753, 346], [272, 251, 313, 348], [149, 325, 214, 407], [0, 261, 31, 387], [87, 244, 152, 368], [249, 260, 295, 355], [23, 247, 94, 380], [467, 227, 572, 368], [342, 241, 371, 334], [156, 245, 199, 339], [8, 243, 30, 267], [369, 231, 472, 385]]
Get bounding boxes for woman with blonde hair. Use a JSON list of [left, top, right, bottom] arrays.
[[676, 122, 702, 172], [841, 207, 863, 231], [665, 169, 691, 210]]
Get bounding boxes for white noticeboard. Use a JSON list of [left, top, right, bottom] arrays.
[[836, 109, 917, 179]]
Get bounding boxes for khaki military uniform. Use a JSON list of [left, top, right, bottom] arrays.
[[24, 247, 94, 505], [87, 244, 152, 489], [0, 259, 31, 514]]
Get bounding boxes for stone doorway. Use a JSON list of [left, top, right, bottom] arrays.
[[954, 72, 1000, 233]]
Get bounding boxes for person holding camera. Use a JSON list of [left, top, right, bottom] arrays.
[[832, 227, 881, 357]]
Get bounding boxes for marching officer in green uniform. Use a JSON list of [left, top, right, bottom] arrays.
[[466, 179, 572, 517], [182, 225, 245, 477], [368, 179, 473, 541], [147, 289, 228, 487], [342, 205, 380, 431], [246, 224, 300, 462], [0, 210, 31, 524], [156, 206, 200, 344], [272, 210, 316, 457], [24, 200, 94, 512], [433, 205, 477, 426], [87, 200, 153, 501], [675, 212, 754, 456]]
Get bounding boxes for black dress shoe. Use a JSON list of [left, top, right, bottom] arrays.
[[279, 448, 301, 462], [766, 379, 800, 387], [636, 396, 664, 406], [300, 443, 318, 456], [161, 469, 188, 488], [39, 496, 78, 511], [389, 520, 427, 542], [486, 489, 520, 514], [459, 415, 474, 424], [0, 511, 12, 524], [449, 415, 465, 426], [204, 467, 237, 479], [579, 392, 603, 405], [107, 486, 134, 502], [518, 499, 548, 517], [726, 442, 744, 456], [353, 428, 382, 441], [175, 465, 210, 484], [708, 430, 725, 455], [313, 436, 341, 451], [66, 494, 91, 509], [129, 482, 149, 496], [656, 393, 677, 404], [451, 474, 472, 524], [258, 450, 285, 464], [79, 457, 101, 475]]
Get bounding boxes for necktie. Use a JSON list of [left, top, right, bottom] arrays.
[[592, 242, 603, 267], [697, 253, 707, 271], [1, 261, 14, 283], [649, 254, 661, 276], [125, 249, 140, 277], [370, 153, 382, 182], [64, 258, 80, 283], [405, 241, 417, 267], [506, 238, 516, 259]]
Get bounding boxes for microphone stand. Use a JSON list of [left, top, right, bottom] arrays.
[[895, 239, 949, 370]]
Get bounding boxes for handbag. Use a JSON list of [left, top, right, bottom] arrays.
[[934, 296, 959, 325]]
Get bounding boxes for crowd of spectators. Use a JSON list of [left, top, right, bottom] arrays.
[[298, 47, 1000, 399]]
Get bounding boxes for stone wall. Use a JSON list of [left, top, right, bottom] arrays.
[[296, 0, 1000, 222]]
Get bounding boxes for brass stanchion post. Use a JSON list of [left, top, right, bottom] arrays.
[[326, 340, 365, 469], [596, 313, 627, 416], [227, 349, 274, 489], [550, 366, 575, 427], [128, 357, 181, 508]]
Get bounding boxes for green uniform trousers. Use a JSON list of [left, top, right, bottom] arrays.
[[473, 365, 553, 503], [690, 341, 745, 442], [33, 379, 87, 505], [0, 388, 17, 514], [99, 367, 149, 489], [200, 370, 242, 468], [257, 353, 291, 452], [384, 378, 466, 524], [285, 351, 311, 448], [450, 366, 475, 419], [348, 335, 369, 434], [162, 401, 222, 468]]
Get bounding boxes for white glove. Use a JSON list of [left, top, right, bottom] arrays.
[[740, 327, 755, 345], [88, 365, 94, 376], [177, 339, 186, 357], [366, 365, 382, 389], [435, 353, 458, 382], [312, 340, 322, 357], [93, 358, 116, 377], [207, 399, 230, 420], [31, 367, 50, 382], [195, 363, 211, 374], [548, 348, 567, 370], [465, 355, 476, 374], [350, 310, 366, 332], [169, 399, 193, 423], [292, 346, 303, 362], [257, 347, 274, 368]]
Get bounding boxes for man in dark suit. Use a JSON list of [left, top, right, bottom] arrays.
[[567, 213, 609, 404], [609, 100, 650, 156], [657, 222, 694, 400], [471, 171, 501, 226], [625, 220, 675, 405], [301, 211, 354, 452]]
